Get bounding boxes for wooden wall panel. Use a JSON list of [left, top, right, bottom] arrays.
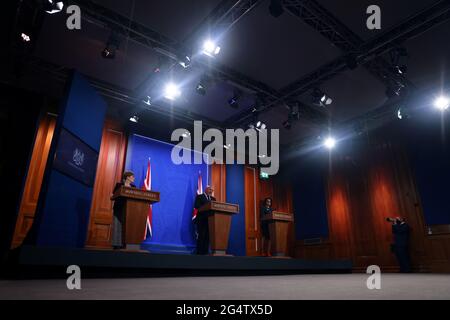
[[11, 114, 56, 249], [211, 163, 226, 202], [295, 137, 440, 272], [85, 120, 126, 248], [245, 166, 259, 256], [326, 172, 354, 260], [249, 171, 294, 257]]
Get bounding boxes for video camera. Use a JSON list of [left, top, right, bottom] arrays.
[[386, 217, 404, 224]]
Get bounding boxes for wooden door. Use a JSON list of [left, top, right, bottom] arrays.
[[85, 121, 126, 248], [11, 114, 56, 249]]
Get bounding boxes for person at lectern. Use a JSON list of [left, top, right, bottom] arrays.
[[194, 185, 216, 255], [111, 171, 136, 249], [261, 197, 273, 256]]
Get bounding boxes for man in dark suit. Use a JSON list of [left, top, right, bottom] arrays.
[[388, 217, 412, 273], [194, 186, 216, 255]]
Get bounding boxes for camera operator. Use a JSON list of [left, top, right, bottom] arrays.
[[386, 217, 411, 273]]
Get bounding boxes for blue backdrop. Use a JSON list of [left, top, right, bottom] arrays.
[[226, 164, 246, 256], [125, 134, 209, 254], [30, 71, 106, 247]]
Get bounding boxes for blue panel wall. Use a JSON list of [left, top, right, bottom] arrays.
[[225, 164, 246, 256], [32, 72, 106, 247], [292, 166, 329, 240], [125, 134, 208, 254]]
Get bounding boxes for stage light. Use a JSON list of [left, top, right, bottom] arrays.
[[142, 96, 152, 106], [196, 83, 206, 95], [312, 88, 332, 107], [324, 137, 336, 149], [202, 40, 220, 57], [434, 96, 450, 111], [179, 55, 191, 68], [101, 32, 120, 59], [21, 33, 31, 42], [269, 0, 284, 17], [390, 47, 408, 75], [181, 131, 190, 138], [164, 83, 181, 100], [224, 143, 231, 149], [196, 75, 209, 96], [282, 119, 292, 130], [228, 90, 241, 108], [396, 106, 410, 120], [44, 0, 64, 14], [129, 115, 139, 123], [255, 121, 266, 131]]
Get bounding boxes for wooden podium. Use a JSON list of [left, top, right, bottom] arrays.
[[199, 201, 239, 255], [112, 186, 160, 251], [262, 211, 293, 257]]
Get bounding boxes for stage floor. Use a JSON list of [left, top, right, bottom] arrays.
[[6, 246, 352, 277], [1, 274, 450, 299]]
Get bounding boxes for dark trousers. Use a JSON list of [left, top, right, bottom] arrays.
[[196, 215, 209, 255], [394, 245, 412, 273]]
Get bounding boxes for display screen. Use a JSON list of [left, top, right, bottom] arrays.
[[53, 128, 99, 186]]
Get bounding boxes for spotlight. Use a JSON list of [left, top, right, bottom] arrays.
[[312, 88, 332, 107], [228, 97, 239, 108], [178, 55, 191, 68], [181, 131, 190, 138], [397, 106, 410, 120], [196, 75, 209, 96], [224, 144, 231, 149], [101, 32, 120, 59], [164, 82, 181, 100], [202, 40, 220, 57], [434, 96, 450, 111], [129, 115, 139, 123], [390, 47, 408, 76], [142, 96, 152, 106], [44, 0, 64, 14], [269, 0, 284, 18], [228, 90, 241, 108], [21, 33, 31, 42], [282, 119, 292, 130], [256, 121, 266, 130], [324, 137, 336, 149], [196, 83, 207, 95]]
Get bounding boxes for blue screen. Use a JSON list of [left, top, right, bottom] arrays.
[[53, 128, 98, 186]]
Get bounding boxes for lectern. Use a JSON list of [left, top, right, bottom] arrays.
[[112, 186, 160, 251], [262, 211, 294, 257], [199, 201, 239, 255]]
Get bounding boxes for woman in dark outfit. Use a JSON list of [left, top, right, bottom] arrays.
[[261, 197, 273, 256], [111, 171, 136, 249]]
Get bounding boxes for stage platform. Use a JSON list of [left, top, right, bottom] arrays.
[[4, 246, 352, 278]]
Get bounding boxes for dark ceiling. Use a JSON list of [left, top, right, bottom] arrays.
[[4, 0, 450, 147]]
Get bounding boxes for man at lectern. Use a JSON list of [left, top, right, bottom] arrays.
[[194, 185, 216, 255], [111, 171, 136, 249]]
